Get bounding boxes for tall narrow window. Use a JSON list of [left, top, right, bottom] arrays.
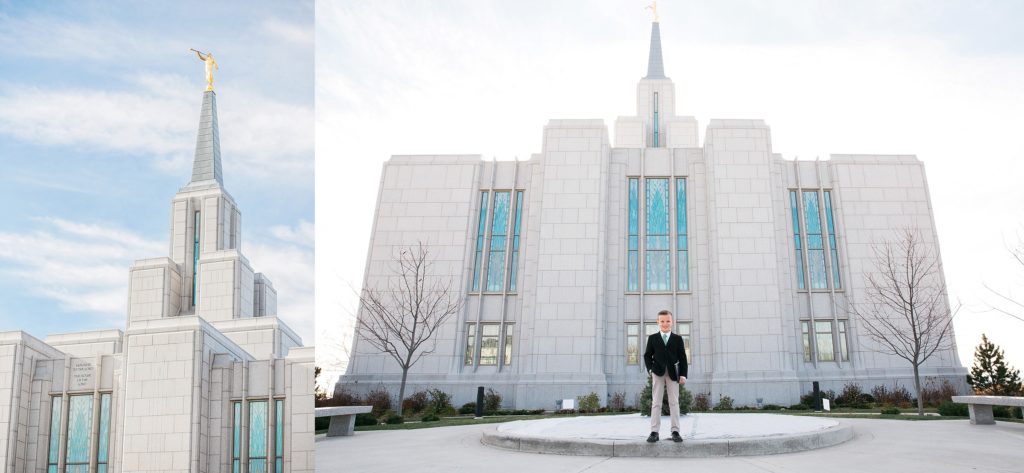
[[97, 393, 111, 473], [801, 321, 811, 362], [803, 191, 827, 289], [486, 191, 510, 291], [627, 179, 640, 291], [249, 401, 268, 473], [464, 323, 476, 366], [47, 396, 61, 473], [676, 322, 692, 363], [192, 210, 201, 306], [479, 324, 500, 365], [645, 178, 670, 291], [232, 402, 241, 473], [503, 323, 514, 366], [824, 191, 842, 289], [791, 191, 806, 290], [65, 394, 93, 473], [838, 320, 849, 362], [652, 92, 660, 147], [275, 399, 284, 473], [471, 192, 489, 292], [676, 178, 689, 291], [625, 323, 640, 365], [508, 191, 524, 292], [815, 321, 835, 362]]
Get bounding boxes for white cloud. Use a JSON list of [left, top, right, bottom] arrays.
[[262, 17, 313, 46], [0, 74, 313, 183], [246, 221, 315, 344], [0, 217, 164, 324], [0, 13, 173, 61]]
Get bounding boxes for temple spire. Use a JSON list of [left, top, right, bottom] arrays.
[[644, 21, 667, 79], [188, 90, 223, 186]]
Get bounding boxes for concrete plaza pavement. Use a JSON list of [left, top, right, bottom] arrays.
[[316, 416, 1024, 472]]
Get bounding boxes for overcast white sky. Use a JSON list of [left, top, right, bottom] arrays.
[[316, 0, 1024, 390]]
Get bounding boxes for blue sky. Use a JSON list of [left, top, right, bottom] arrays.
[[0, 1, 314, 342], [317, 0, 1024, 385]]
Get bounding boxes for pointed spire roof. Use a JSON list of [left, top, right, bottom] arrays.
[[644, 22, 667, 79], [189, 90, 223, 186]]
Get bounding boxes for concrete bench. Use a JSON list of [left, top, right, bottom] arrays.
[[951, 395, 1024, 425], [316, 406, 374, 436]]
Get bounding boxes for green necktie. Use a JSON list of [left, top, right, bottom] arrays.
[[662, 333, 669, 345]]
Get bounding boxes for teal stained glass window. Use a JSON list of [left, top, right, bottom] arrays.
[[803, 191, 827, 289], [275, 399, 284, 473], [471, 192, 488, 291], [97, 393, 111, 473], [824, 191, 842, 289], [249, 401, 268, 473], [645, 178, 670, 291], [65, 394, 92, 473], [627, 179, 639, 291], [790, 191, 806, 290], [508, 191, 523, 292], [192, 210, 200, 307], [653, 92, 660, 147], [486, 191, 510, 291], [47, 396, 61, 473], [676, 178, 689, 291], [232, 402, 241, 473]]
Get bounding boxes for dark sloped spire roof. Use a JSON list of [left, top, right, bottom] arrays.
[[189, 90, 223, 186], [644, 22, 667, 79]]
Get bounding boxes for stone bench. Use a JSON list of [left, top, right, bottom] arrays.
[[951, 395, 1024, 425], [316, 406, 374, 436]]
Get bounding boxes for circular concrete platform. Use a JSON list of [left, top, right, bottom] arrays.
[[481, 413, 854, 457]]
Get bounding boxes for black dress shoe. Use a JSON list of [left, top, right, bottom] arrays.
[[646, 432, 659, 443], [671, 431, 683, 442]]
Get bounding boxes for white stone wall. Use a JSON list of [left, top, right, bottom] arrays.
[[128, 258, 182, 322], [122, 325, 197, 471], [196, 251, 254, 321], [665, 117, 699, 148], [350, 155, 480, 377], [285, 347, 314, 473], [45, 330, 123, 358]]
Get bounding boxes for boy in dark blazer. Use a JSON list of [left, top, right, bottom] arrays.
[[643, 309, 688, 443]]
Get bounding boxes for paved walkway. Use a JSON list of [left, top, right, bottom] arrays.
[[316, 417, 1024, 472]]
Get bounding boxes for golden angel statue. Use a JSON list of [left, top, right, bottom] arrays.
[[645, 1, 659, 22], [190, 49, 219, 91]]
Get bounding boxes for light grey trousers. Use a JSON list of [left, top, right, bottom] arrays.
[[650, 372, 680, 433]]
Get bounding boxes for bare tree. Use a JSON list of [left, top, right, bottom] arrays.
[[982, 231, 1024, 323], [355, 242, 462, 416], [853, 228, 959, 415]]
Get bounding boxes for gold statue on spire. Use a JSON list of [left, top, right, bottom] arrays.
[[190, 49, 219, 91], [645, 1, 659, 23]]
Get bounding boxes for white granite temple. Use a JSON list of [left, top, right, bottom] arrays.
[[339, 20, 968, 409], [0, 89, 314, 472]]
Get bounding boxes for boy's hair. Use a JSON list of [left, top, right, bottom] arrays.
[[657, 310, 672, 318]]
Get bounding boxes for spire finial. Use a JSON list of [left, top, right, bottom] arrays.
[[643, 16, 667, 79], [188, 90, 224, 186]]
